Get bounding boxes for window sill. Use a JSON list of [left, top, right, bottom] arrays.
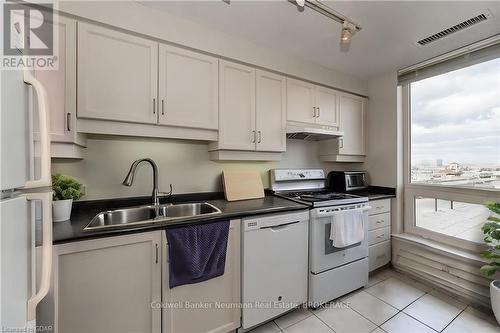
[[392, 233, 487, 265]]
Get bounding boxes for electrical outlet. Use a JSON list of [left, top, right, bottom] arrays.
[[80, 184, 87, 197]]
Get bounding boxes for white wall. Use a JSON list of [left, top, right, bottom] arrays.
[[58, 1, 367, 95], [52, 136, 363, 200], [365, 72, 398, 187]]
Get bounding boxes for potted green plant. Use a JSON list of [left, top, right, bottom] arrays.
[[480, 201, 500, 324], [52, 173, 82, 222]]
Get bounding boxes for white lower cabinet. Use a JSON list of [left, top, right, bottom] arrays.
[[38, 231, 162, 333], [38, 222, 241, 333], [367, 199, 392, 272], [162, 220, 241, 333], [369, 240, 391, 272]]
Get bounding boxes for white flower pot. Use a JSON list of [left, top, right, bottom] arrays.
[[491, 280, 500, 324], [52, 199, 73, 222]]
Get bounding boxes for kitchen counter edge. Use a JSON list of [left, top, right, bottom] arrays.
[[46, 195, 308, 245]]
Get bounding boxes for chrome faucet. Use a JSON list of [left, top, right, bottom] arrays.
[[122, 158, 171, 206]]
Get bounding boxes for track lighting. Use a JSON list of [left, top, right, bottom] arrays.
[[341, 20, 356, 45], [290, 1, 361, 47]]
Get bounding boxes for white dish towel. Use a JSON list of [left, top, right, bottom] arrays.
[[329, 208, 365, 248]]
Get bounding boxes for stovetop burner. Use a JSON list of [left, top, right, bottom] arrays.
[[270, 169, 369, 207]]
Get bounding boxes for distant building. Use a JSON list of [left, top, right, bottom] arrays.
[[444, 162, 462, 175], [436, 159, 443, 167]]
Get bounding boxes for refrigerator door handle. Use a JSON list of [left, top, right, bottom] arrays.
[[23, 70, 51, 189], [26, 191, 52, 321]]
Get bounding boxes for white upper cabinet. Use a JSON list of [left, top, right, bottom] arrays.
[[256, 70, 286, 152], [319, 92, 366, 162], [286, 78, 339, 127], [158, 44, 218, 130], [338, 94, 366, 155], [315, 86, 339, 127], [33, 15, 86, 158], [210, 62, 286, 159], [77, 22, 158, 124], [217, 60, 256, 151], [286, 78, 316, 124]]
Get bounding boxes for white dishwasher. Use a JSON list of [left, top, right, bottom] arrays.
[[241, 210, 309, 330]]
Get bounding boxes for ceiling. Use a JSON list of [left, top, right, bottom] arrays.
[[141, 1, 500, 78]]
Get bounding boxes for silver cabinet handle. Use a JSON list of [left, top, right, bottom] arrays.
[[258, 131, 262, 143], [339, 138, 344, 148], [153, 98, 156, 114], [252, 130, 256, 143], [155, 243, 158, 264], [317, 107, 320, 118], [161, 99, 165, 115], [376, 234, 385, 239], [66, 112, 71, 132], [313, 107, 317, 118], [376, 220, 384, 224]]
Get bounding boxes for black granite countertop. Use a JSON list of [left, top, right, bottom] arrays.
[[346, 186, 396, 201], [45, 192, 308, 245]]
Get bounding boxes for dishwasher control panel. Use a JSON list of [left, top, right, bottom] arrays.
[[242, 210, 309, 231]]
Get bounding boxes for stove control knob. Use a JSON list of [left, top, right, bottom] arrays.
[[298, 173, 305, 178]]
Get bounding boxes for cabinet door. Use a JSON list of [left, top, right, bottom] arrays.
[[315, 86, 339, 127], [158, 45, 218, 130], [33, 16, 75, 143], [54, 232, 162, 333], [338, 94, 366, 155], [163, 220, 240, 333], [256, 70, 286, 152], [286, 78, 315, 124], [77, 22, 158, 124], [218, 61, 256, 150]]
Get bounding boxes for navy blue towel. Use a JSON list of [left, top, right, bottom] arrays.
[[165, 220, 230, 288]]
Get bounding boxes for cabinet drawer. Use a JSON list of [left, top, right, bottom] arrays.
[[369, 240, 391, 272], [368, 213, 391, 231], [368, 227, 390, 246], [369, 199, 391, 215]]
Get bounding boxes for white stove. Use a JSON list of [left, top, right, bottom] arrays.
[[270, 168, 369, 306]]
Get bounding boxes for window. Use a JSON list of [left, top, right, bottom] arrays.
[[410, 58, 500, 190], [401, 47, 500, 249]]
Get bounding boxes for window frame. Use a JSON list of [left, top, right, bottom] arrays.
[[401, 83, 500, 252]]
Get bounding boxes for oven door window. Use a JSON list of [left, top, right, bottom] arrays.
[[309, 215, 368, 274]]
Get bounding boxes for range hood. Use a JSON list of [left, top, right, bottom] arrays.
[[286, 122, 344, 141]]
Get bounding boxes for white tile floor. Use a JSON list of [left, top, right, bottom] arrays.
[[249, 268, 500, 333]]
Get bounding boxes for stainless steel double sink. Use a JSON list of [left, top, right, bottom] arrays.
[[84, 202, 222, 231]]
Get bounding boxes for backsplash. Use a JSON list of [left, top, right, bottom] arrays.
[[52, 135, 365, 200]]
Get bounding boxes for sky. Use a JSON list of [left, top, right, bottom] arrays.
[[411, 57, 500, 167]]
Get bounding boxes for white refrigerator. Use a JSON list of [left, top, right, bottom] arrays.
[[0, 66, 53, 330]]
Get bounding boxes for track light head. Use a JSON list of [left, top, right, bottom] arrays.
[[341, 20, 356, 44]]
